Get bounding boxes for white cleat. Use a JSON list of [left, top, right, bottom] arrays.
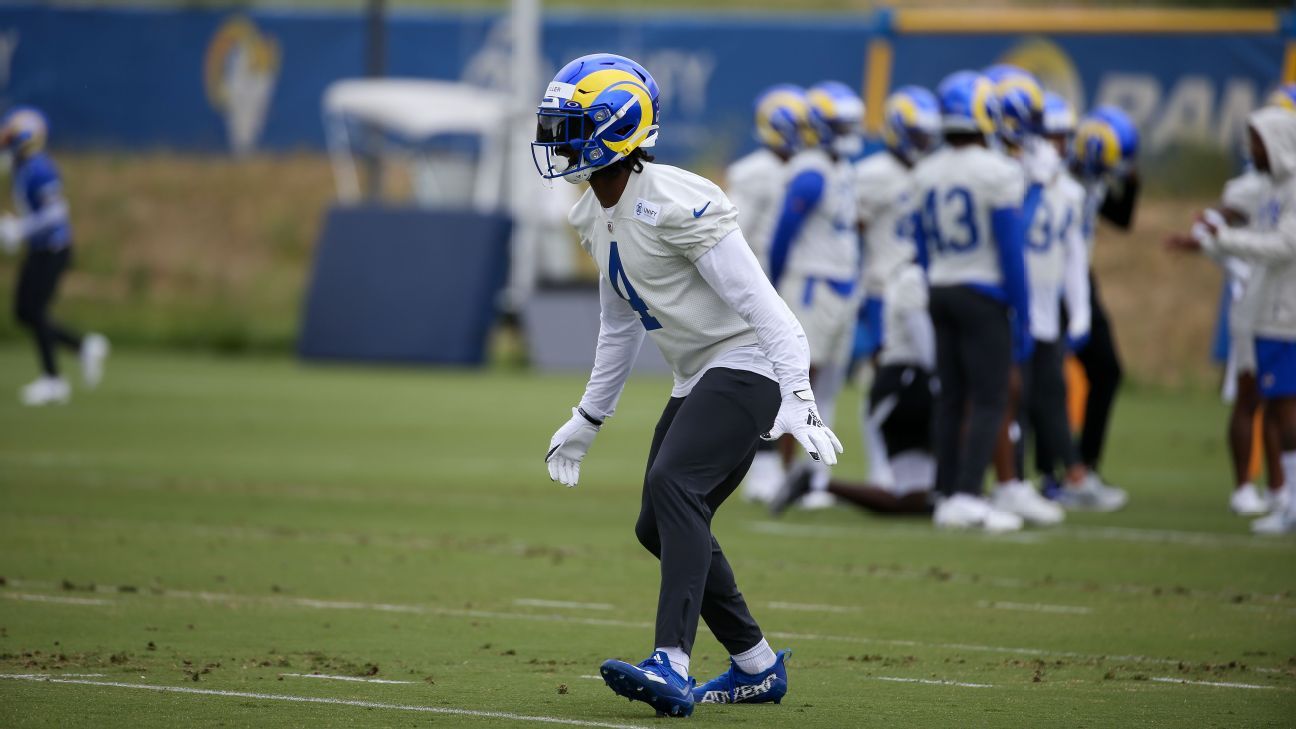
[[797, 489, 837, 510], [1054, 473, 1128, 512], [80, 333, 110, 389], [933, 493, 1023, 532], [741, 451, 785, 504], [993, 481, 1065, 526], [1251, 507, 1296, 535], [1230, 483, 1271, 516], [20, 376, 71, 407]]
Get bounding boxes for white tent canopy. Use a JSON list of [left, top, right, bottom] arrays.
[[322, 78, 510, 209]]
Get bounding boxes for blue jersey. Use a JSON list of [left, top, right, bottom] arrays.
[[12, 152, 72, 250]]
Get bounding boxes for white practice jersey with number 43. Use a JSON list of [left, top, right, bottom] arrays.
[[911, 145, 1025, 288], [569, 162, 762, 386]]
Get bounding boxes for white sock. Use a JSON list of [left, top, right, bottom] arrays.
[[655, 646, 689, 681], [1282, 452, 1296, 517], [996, 480, 1015, 492], [732, 637, 776, 675], [810, 461, 831, 491]]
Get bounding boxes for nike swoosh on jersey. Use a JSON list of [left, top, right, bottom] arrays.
[[693, 202, 711, 218]]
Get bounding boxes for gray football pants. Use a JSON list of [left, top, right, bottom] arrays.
[[634, 367, 780, 656]]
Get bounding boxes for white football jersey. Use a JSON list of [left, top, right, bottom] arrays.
[[781, 148, 860, 281], [1025, 171, 1085, 341], [855, 150, 918, 298], [569, 163, 763, 390], [912, 145, 1025, 289], [725, 147, 786, 271], [879, 263, 931, 368]]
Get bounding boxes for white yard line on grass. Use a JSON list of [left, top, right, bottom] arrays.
[[874, 676, 995, 688], [1, 592, 113, 606], [5, 584, 1292, 676], [976, 600, 1093, 615], [0, 675, 650, 729], [748, 520, 1293, 550], [279, 673, 418, 685], [766, 601, 859, 614], [1150, 677, 1281, 690], [514, 599, 614, 611]]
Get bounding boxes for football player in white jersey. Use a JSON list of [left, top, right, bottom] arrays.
[[1167, 105, 1296, 535], [765, 80, 864, 510], [725, 84, 810, 504], [911, 70, 1030, 532], [1019, 90, 1127, 513], [534, 53, 842, 716], [772, 85, 941, 516], [1210, 85, 1294, 516]]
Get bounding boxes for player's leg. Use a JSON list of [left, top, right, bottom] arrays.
[[928, 287, 966, 499], [1229, 372, 1270, 515], [1076, 275, 1123, 475], [1263, 403, 1287, 498], [1252, 338, 1296, 534], [13, 249, 71, 405], [993, 343, 1065, 524]]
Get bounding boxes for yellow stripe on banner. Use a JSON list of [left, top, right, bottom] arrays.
[[895, 9, 1278, 35], [864, 38, 893, 134], [1284, 41, 1296, 84]]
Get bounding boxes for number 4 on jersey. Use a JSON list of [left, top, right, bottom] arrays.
[[608, 241, 662, 331]]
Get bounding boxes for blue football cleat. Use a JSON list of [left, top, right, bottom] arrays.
[[600, 651, 695, 718], [693, 649, 790, 704]]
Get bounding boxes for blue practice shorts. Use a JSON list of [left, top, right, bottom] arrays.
[[1255, 337, 1296, 399]]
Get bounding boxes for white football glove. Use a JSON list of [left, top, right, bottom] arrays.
[[761, 389, 844, 466], [0, 215, 20, 255], [1021, 138, 1061, 185], [545, 407, 601, 487]]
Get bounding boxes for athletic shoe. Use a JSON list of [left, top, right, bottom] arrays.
[[80, 333, 110, 389], [933, 494, 1023, 533], [1251, 506, 1296, 535], [600, 651, 695, 718], [993, 481, 1065, 526], [1230, 483, 1271, 516], [1054, 473, 1128, 512], [742, 451, 785, 504], [19, 377, 70, 407], [693, 649, 790, 705], [797, 490, 837, 510], [769, 462, 813, 517]]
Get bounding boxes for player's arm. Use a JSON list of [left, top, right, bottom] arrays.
[[893, 267, 935, 371], [1203, 207, 1296, 264], [766, 168, 824, 287], [991, 193, 1033, 360], [694, 229, 843, 464], [1098, 169, 1139, 230], [0, 176, 70, 252], [1060, 203, 1092, 349], [545, 275, 645, 487]]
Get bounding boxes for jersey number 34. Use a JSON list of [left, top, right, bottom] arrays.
[[608, 241, 663, 331]]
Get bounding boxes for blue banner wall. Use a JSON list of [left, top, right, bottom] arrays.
[[0, 5, 1285, 162]]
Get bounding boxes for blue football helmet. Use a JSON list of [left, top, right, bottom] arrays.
[[1041, 92, 1076, 137], [984, 64, 1044, 146], [806, 80, 865, 157], [1268, 83, 1296, 111], [1074, 105, 1138, 179], [532, 53, 660, 184], [881, 85, 940, 164], [936, 70, 998, 136], [0, 107, 47, 158], [753, 84, 810, 156]]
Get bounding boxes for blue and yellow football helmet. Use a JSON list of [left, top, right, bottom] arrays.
[[806, 81, 865, 156], [984, 64, 1044, 146], [1268, 83, 1296, 110], [1041, 92, 1076, 137], [936, 70, 998, 136], [532, 53, 660, 184], [0, 107, 47, 158], [1074, 105, 1138, 179], [881, 85, 940, 164], [753, 84, 809, 156]]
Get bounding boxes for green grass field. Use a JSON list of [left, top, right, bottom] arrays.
[[0, 345, 1293, 727]]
